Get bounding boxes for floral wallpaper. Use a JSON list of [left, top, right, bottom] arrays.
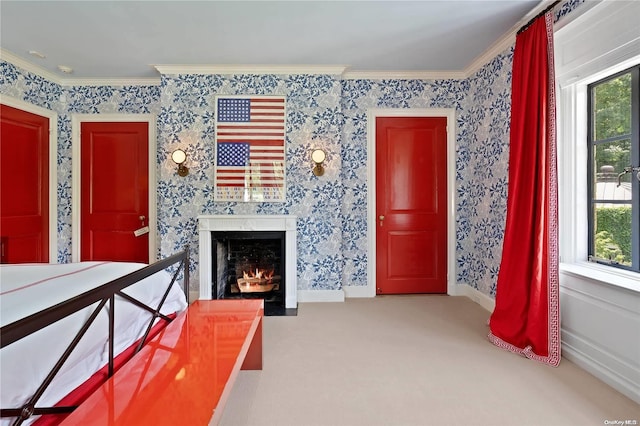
[[457, 49, 513, 297], [0, 0, 587, 299], [156, 73, 345, 291], [340, 78, 469, 289], [0, 60, 161, 263]]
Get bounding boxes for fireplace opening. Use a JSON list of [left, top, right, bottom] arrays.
[[212, 231, 291, 316]]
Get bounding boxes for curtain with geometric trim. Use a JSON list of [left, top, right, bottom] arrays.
[[488, 11, 561, 367]]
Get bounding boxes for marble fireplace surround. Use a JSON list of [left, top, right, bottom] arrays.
[[198, 215, 297, 309]]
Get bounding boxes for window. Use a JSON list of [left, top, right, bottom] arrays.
[[587, 65, 640, 271]]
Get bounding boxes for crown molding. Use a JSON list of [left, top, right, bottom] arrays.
[[153, 64, 348, 76], [1, 48, 64, 85], [1, 1, 558, 85], [462, 0, 556, 78], [68, 78, 160, 87], [1, 48, 160, 87], [462, 30, 517, 78], [342, 70, 465, 80]]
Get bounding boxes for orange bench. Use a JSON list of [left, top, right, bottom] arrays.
[[60, 299, 263, 426]]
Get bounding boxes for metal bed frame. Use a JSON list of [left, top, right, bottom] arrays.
[[0, 248, 190, 426]]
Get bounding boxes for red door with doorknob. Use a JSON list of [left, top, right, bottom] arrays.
[[80, 122, 149, 263], [376, 116, 448, 294]]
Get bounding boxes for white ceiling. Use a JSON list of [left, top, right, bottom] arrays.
[[0, 1, 544, 82]]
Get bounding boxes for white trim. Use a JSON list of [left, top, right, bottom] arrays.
[[297, 290, 345, 303], [456, 285, 496, 313], [552, 0, 601, 33], [154, 64, 348, 76], [561, 262, 640, 294], [555, 0, 640, 274], [71, 114, 157, 263], [363, 108, 457, 298], [460, 0, 553, 78], [0, 95, 58, 263], [562, 331, 640, 405], [342, 70, 465, 80], [559, 276, 640, 404], [0, 49, 160, 87], [461, 0, 603, 79], [1, 49, 64, 85], [554, 0, 640, 404], [555, 1, 640, 87], [463, 31, 516, 79], [343, 284, 374, 298], [0, 0, 592, 85], [197, 215, 298, 309], [66, 78, 160, 87]]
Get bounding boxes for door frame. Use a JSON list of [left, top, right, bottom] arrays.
[[1, 95, 58, 263], [71, 114, 157, 263], [350, 108, 457, 298]]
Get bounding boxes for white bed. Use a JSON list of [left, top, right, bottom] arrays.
[[0, 260, 188, 425]]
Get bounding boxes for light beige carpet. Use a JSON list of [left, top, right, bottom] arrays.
[[218, 295, 640, 426]]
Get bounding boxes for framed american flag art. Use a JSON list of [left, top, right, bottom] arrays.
[[214, 95, 286, 202]]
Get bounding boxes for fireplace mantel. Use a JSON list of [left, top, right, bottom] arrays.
[[198, 215, 297, 309]]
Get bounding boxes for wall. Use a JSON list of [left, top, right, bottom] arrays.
[[156, 72, 515, 296], [0, 0, 595, 302], [4, 0, 638, 403], [554, 0, 640, 404], [156, 73, 345, 292], [0, 62, 161, 262], [455, 50, 513, 297], [0, 62, 513, 296]]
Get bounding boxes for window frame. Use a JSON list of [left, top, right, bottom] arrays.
[[586, 65, 640, 272], [555, 56, 640, 294]]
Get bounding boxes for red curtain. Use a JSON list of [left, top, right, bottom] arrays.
[[488, 12, 560, 366]]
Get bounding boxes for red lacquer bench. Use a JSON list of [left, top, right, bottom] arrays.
[[60, 299, 263, 426]]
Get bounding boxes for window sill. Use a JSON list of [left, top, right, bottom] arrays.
[[560, 262, 640, 293]]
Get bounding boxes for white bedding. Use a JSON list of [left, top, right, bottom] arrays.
[[0, 261, 188, 425]]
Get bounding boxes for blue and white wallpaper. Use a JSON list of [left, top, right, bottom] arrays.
[[157, 73, 345, 291], [0, 0, 586, 299], [340, 78, 469, 289]]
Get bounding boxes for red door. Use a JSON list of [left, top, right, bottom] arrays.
[[81, 122, 149, 263], [376, 117, 447, 294], [0, 104, 49, 263]]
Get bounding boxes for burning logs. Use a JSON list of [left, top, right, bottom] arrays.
[[236, 269, 280, 293]]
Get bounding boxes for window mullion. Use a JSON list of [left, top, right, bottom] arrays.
[[631, 66, 640, 270]]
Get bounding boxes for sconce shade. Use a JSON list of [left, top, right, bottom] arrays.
[[171, 149, 189, 177], [311, 149, 326, 164], [171, 149, 187, 165], [311, 149, 326, 177]]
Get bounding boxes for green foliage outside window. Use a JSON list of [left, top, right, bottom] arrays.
[[594, 206, 632, 264], [593, 73, 631, 140], [593, 73, 632, 179]]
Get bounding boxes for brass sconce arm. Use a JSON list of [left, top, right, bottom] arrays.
[[311, 149, 326, 177], [171, 149, 189, 177]]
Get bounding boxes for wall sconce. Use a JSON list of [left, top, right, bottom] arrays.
[[171, 149, 189, 177], [311, 149, 326, 176]]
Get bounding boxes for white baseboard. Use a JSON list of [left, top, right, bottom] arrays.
[[342, 283, 497, 312], [457, 282, 640, 404], [297, 289, 345, 303], [562, 330, 640, 405], [456, 284, 496, 312], [343, 284, 375, 298]]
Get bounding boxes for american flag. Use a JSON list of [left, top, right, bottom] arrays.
[[214, 96, 286, 202]]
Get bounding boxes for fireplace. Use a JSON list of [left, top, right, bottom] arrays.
[[212, 231, 284, 306], [198, 215, 297, 315]]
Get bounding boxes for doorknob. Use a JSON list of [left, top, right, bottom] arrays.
[[139, 215, 146, 225], [379, 215, 384, 226]]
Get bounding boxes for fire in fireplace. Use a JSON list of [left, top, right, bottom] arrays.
[[212, 231, 287, 315]]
